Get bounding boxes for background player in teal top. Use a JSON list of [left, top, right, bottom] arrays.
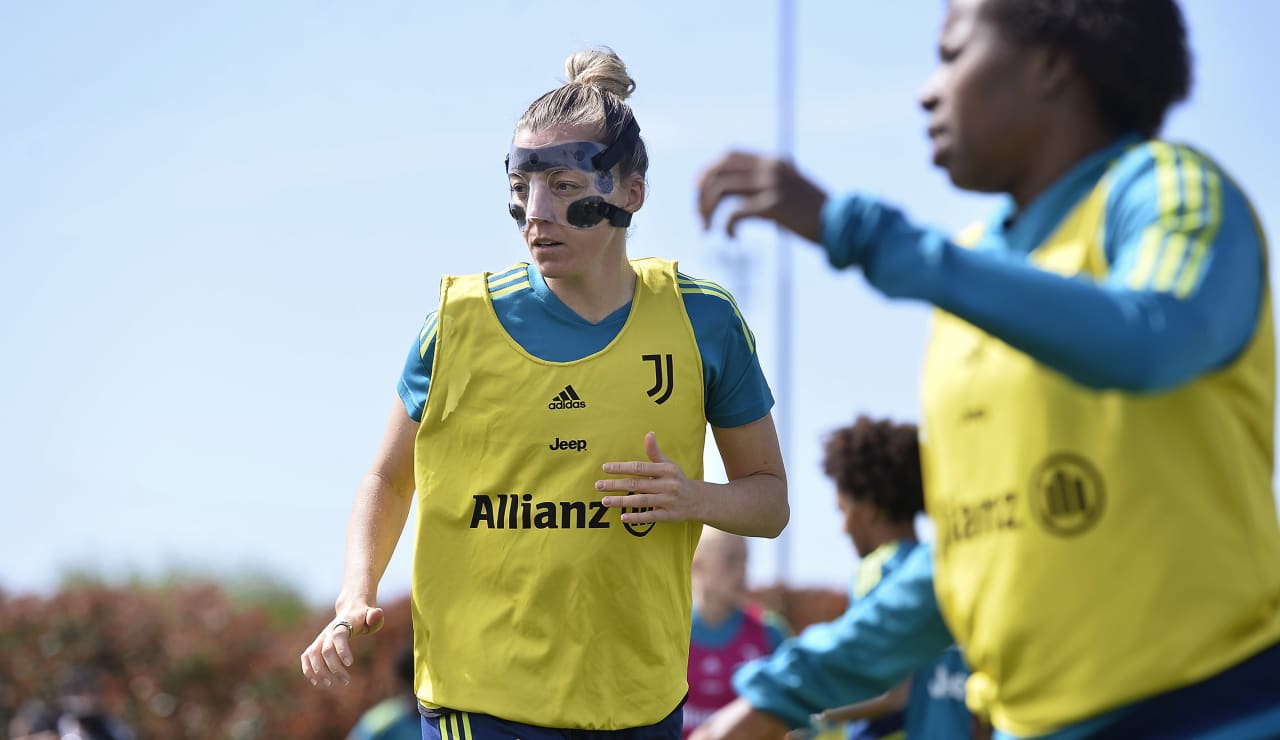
[[398, 262, 773, 429], [823, 417, 968, 740], [771, 416, 971, 740], [692, 0, 1279, 738]]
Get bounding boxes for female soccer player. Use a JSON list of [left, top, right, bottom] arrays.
[[301, 47, 789, 739], [694, 0, 1280, 737]]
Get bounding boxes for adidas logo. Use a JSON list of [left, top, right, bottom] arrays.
[[547, 384, 587, 410]]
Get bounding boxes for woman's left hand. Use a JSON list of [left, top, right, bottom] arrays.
[[598, 432, 704, 524]]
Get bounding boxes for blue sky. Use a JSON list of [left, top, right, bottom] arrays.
[[3, 1, 1277, 605]]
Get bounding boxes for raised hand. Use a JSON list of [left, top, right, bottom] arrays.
[[696, 151, 828, 242]]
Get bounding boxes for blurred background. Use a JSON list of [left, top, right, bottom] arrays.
[[3, 1, 1277, 736]]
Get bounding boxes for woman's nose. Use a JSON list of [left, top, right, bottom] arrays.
[[525, 181, 557, 224]]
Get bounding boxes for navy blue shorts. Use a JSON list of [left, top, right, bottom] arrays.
[[419, 699, 684, 740], [1088, 640, 1280, 739]]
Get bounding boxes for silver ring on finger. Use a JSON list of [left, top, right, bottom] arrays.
[[333, 619, 354, 636]]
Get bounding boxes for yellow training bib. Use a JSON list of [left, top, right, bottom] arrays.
[[410, 257, 706, 728], [921, 175, 1280, 735]]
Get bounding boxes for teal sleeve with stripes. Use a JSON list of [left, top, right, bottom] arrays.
[[820, 142, 1264, 392], [677, 273, 774, 428], [397, 311, 437, 423]]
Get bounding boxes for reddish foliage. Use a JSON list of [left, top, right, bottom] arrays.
[[0, 584, 413, 740], [0, 582, 846, 738]]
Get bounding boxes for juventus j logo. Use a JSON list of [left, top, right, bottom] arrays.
[[642, 353, 674, 404]]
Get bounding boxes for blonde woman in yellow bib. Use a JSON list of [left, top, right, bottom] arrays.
[[694, 0, 1280, 738], [300, 47, 789, 739]]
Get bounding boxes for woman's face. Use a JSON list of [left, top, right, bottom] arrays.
[[508, 123, 643, 281], [919, 0, 1045, 193], [692, 536, 748, 607], [837, 490, 875, 558]]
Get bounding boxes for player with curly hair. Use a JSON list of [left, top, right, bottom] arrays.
[[818, 417, 972, 740]]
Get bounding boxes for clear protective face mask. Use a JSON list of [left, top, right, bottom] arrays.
[[504, 120, 640, 230]]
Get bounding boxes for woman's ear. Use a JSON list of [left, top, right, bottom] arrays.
[[1030, 46, 1074, 99], [622, 172, 646, 213]]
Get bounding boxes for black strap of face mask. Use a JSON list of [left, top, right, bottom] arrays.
[[590, 118, 641, 173], [566, 196, 632, 228], [593, 200, 633, 228]]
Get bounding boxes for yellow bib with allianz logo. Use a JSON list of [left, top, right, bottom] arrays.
[[921, 178, 1280, 736], [410, 257, 706, 728]]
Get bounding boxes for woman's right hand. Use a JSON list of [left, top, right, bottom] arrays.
[[299, 603, 385, 688]]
